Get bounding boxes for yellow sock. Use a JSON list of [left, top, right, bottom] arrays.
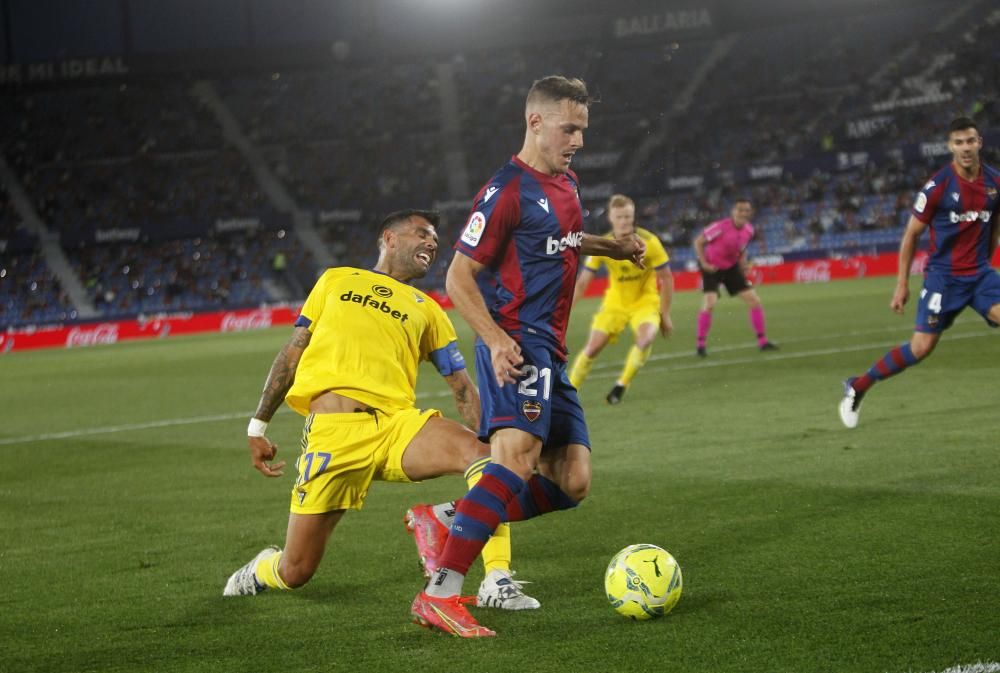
[[619, 345, 651, 387], [569, 352, 595, 389], [254, 549, 291, 590], [465, 457, 511, 573]]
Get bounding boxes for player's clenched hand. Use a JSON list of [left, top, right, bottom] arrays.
[[487, 332, 524, 387], [890, 285, 909, 314], [249, 435, 286, 477], [620, 234, 646, 269], [660, 314, 673, 338]]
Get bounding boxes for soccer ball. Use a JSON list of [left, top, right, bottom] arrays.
[[604, 544, 682, 620]]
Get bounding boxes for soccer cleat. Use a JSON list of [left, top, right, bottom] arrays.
[[223, 546, 280, 596], [838, 377, 864, 429], [605, 384, 626, 405], [760, 341, 779, 351], [404, 504, 449, 579], [411, 592, 496, 638], [696, 346, 707, 358], [477, 569, 541, 610]]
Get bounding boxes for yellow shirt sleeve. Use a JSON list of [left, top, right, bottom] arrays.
[[297, 269, 340, 330], [642, 230, 670, 269], [420, 296, 459, 358]]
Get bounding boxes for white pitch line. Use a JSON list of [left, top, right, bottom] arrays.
[[898, 662, 1000, 673], [0, 392, 451, 447], [1, 327, 995, 446], [584, 327, 996, 381], [0, 411, 251, 446]]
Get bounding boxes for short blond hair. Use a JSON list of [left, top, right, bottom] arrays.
[[607, 194, 634, 210]]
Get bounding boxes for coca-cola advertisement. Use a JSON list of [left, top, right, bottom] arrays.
[[220, 310, 274, 332], [66, 323, 120, 348], [3, 305, 301, 354], [0, 249, 993, 355]]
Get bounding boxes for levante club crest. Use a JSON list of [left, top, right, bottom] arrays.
[[522, 400, 542, 422]]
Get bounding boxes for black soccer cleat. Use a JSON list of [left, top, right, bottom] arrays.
[[606, 384, 626, 405], [696, 346, 707, 358], [759, 341, 778, 352]]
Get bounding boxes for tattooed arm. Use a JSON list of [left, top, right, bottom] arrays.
[[248, 326, 312, 477], [443, 369, 481, 430]]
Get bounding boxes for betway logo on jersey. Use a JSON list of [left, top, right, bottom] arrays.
[[340, 290, 409, 323], [546, 231, 584, 255], [949, 209, 992, 224]]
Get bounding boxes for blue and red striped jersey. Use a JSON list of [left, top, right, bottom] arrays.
[[454, 155, 584, 360], [911, 162, 1000, 276]]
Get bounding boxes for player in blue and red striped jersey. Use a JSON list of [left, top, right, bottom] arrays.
[[408, 76, 645, 637], [839, 117, 1000, 428]]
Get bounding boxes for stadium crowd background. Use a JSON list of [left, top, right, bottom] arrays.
[[1, 0, 997, 329]]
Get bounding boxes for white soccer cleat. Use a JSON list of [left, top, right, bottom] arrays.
[[838, 378, 863, 429], [223, 546, 280, 596], [476, 569, 541, 610]]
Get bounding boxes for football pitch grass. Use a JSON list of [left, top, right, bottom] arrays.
[[2, 276, 998, 673]]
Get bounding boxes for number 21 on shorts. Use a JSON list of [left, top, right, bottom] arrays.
[[518, 365, 552, 400], [920, 288, 942, 313]]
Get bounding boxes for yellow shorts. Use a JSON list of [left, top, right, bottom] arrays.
[[591, 303, 660, 344], [289, 407, 440, 514]]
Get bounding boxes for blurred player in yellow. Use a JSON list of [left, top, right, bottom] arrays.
[[223, 209, 532, 615], [569, 194, 674, 404]]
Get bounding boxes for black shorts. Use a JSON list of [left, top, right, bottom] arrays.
[[701, 265, 752, 296]]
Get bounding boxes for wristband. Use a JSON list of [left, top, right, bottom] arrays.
[[247, 418, 268, 437]]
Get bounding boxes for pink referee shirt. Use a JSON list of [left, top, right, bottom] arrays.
[[702, 217, 755, 269]]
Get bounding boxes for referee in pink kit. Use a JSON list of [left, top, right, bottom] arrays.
[[692, 198, 777, 357]]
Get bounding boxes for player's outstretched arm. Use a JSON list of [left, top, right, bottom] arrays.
[[443, 369, 481, 430], [248, 326, 312, 477], [446, 253, 523, 387], [891, 215, 928, 314], [581, 233, 646, 268]]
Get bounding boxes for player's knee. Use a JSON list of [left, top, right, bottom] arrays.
[[563, 475, 590, 503], [556, 466, 591, 503]]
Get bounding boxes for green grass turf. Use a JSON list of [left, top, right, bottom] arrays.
[[1, 276, 998, 673]]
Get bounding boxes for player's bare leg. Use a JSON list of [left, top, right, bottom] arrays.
[[224, 509, 343, 595], [569, 329, 610, 389], [840, 330, 939, 428], [986, 303, 1000, 325], [537, 443, 592, 504], [399, 416, 486, 480], [608, 322, 656, 405]]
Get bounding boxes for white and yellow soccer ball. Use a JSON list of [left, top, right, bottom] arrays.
[[604, 544, 683, 620]]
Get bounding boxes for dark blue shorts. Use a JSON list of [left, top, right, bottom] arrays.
[[474, 340, 591, 451], [915, 270, 1000, 333]]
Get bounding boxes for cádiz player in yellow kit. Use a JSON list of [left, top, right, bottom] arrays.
[[569, 194, 674, 404], [223, 210, 533, 609]]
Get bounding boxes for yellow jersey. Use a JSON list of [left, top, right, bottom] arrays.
[[286, 268, 464, 416], [582, 227, 669, 310]]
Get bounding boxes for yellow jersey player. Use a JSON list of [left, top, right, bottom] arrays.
[[223, 209, 534, 613], [569, 194, 674, 404]]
